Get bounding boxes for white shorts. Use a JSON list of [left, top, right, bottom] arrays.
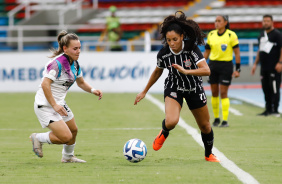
[[34, 102, 74, 128]]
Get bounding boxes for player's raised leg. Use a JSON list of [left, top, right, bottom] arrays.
[[153, 97, 181, 151], [30, 119, 72, 158], [191, 105, 220, 162]]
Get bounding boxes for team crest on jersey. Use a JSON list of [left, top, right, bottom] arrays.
[[170, 92, 177, 98], [221, 44, 227, 51], [184, 59, 192, 67]]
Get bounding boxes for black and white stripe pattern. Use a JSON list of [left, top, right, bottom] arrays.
[[157, 42, 205, 92]]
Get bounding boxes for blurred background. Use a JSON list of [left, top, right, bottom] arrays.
[[0, 0, 281, 95]]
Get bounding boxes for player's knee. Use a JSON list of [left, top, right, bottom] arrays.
[[199, 123, 211, 134], [165, 117, 179, 130], [70, 127, 78, 136], [220, 91, 228, 98], [60, 132, 73, 144]]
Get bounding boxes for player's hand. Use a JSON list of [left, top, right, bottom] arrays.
[[134, 92, 146, 105], [53, 104, 68, 116], [232, 71, 240, 78], [171, 64, 186, 75], [251, 64, 256, 75], [93, 89, 103, 100], [275, 62, 282, 73]]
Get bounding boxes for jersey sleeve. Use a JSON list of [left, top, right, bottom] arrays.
[[191, 46, 205, 64], [205, 43, 211, 50], [44, 60, 60, 81], [230, 32, 239, 47], [156, 50, 165, 69]]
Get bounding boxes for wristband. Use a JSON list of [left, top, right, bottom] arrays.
[[279, 61, 282, 64], [236, 63, 241, 72], [91, 88, 96, 93]]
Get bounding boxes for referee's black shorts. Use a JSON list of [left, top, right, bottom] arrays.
[[164, 87, 207, 110], [208, 60, 233, 86]]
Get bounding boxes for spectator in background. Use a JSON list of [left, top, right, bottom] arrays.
[[203, 15, 241, 127], [104, 5, 123, 51], [251, 14, 282, 117]]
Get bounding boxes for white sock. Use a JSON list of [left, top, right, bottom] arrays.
[[62, 143, 75, 159], [36, 132, 52, 144]]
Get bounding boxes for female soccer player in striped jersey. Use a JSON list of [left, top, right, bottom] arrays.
[[204, 15, 241, 127], [30, 30, 103, 162], [134, 11, 220, 162]]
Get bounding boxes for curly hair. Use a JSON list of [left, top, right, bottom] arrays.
[[49, 30, 79, 58], [160, 11, 206, 51]]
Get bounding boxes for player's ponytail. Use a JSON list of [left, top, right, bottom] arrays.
[[160, 11, 205, 52], [49, 30, 79, 58]]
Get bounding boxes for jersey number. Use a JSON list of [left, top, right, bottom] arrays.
[[199, 93, 206, 101], [63, 104, 71, 112]]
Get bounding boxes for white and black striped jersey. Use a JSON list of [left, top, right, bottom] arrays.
[[157, 41, 205, 92]]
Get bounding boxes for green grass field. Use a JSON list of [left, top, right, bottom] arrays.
[[0, 92, 281, 184]]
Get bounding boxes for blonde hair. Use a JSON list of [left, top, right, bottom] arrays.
[[49, 30, 79, 58]]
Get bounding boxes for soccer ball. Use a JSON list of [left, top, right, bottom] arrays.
[[123, 138, 147, 163]]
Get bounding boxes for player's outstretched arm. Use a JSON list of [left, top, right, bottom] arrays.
[[134, 67, 163, 105], [76, 77, 103, 100]]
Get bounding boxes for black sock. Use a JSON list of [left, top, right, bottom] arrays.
[[201, 129, 214, 157], [161, 119, 170, 138]]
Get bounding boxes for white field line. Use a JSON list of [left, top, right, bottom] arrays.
[[229, 107, 243, 116], [145, 94, 259, 184]]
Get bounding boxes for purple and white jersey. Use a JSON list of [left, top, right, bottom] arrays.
[[35, 54, 82, 106]]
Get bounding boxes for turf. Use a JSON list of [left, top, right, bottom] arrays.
[[0, 92, 281, 184]]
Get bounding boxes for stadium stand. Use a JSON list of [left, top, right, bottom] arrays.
[[77, 0, 194, 43], [193, 0, 282, 65], [2, 0, 281, 61], [0, 0, 195, 51], [194, 0, 282, 37]]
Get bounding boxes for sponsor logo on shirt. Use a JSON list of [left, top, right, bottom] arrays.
[[191, 51, 199, 61], [162, 52, 172, 59]]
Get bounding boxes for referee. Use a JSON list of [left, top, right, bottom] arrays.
[[135, 11, 220, 162], [204, 15, 241, 127], [251, 14, 282, 117]]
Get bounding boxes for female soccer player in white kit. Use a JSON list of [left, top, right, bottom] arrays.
[[30, 30, 103, 163]]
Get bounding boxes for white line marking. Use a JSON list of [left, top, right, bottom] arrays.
[[145, 94, 259, 184], [229, 107, 243, 116]]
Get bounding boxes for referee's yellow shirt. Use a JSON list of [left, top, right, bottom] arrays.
[[206, 29, 239, 62]]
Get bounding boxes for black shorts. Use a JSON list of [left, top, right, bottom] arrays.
[[208, 60, 233, 86], [164, 87, 207, 110]]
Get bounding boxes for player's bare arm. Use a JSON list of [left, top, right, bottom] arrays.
[[41, 77, 67, 116], [134, 67, 163, 105], [171, 59, 210, 76], [76, 77, 103, 100]]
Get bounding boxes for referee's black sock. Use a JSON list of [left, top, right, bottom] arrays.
[[201, 129, 214, 157], [161, 119, 170, 138]]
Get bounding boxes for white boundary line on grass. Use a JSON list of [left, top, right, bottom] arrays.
[[145, 94, 259, 184], [229, 107, 243, 116]]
